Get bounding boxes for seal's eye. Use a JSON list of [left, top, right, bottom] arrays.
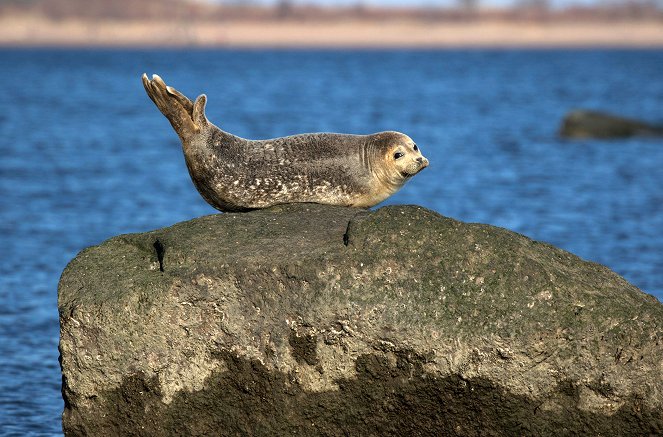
[[413, 144, 418, 151], [394, 152, 404, 160]]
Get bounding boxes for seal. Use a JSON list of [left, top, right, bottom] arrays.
[[142, 74, 428, 212]]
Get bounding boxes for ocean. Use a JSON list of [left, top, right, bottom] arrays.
[[1, 48, 661, 435]]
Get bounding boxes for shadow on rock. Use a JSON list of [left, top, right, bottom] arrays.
[[72, 351, 662, 437]]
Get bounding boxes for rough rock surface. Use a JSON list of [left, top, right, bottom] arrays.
[[58, 204, 663, 436], [560, 109, 663, 139]]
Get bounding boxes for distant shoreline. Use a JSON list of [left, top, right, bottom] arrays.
[[2, 15, 663, 48]]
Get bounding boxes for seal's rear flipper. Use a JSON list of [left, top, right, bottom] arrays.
[[142, 74, 207, 141]]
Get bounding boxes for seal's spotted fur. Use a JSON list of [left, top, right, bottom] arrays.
[[143, 74, 428, 212]]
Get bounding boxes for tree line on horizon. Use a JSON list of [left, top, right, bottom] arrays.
[[1, 0, 661, 21]]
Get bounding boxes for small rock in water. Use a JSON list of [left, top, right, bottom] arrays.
[[560, 109, 663, 139]]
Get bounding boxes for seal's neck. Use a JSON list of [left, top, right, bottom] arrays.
[[363, 140, 407, 201]]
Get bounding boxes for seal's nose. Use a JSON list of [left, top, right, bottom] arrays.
[[417, 157, 429, 168]]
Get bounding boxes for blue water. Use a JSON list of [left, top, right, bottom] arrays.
[[1, 48, 662, 435]]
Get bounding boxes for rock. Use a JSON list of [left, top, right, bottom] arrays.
[[58, 204, 663, 436], [560, 109, 663, 139]]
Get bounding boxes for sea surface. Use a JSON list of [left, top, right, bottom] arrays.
[[1, 48, 662, 435]]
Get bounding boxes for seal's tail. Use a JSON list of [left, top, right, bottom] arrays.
[[142, 73, 208, 141]]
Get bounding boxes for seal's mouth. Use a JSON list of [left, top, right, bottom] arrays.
[[401, 157, 429, 178]]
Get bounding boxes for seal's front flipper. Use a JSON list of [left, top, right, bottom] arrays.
[[142, 73, 205, 141]]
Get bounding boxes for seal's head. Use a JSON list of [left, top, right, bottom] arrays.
[[371, 131, 429, 190]]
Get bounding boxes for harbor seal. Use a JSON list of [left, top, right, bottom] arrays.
[[142, 74, 428, 212]]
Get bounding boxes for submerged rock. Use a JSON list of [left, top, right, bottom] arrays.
[[58, 204, 663, 436], [560, 109, 663, 139]]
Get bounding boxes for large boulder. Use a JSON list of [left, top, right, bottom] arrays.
[[560, 109, 663, 139], [58, 204, 663, 436]]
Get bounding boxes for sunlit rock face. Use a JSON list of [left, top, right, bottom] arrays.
[[58, 204, 663, 436]]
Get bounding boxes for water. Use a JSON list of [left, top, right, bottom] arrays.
[[1, 48, 661, 435]]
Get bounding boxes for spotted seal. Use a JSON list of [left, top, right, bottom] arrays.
[[142, 74, 428, 212]]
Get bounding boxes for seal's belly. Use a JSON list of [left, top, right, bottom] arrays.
[[208, 159, 373, 209]]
